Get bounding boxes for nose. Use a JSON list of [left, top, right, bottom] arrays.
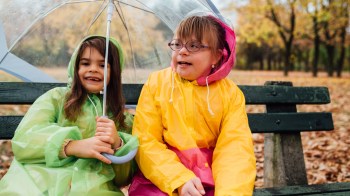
[[88, 63, 99, 72], [178, 45, 189, 55]]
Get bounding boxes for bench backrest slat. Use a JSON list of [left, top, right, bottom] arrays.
[[0, 83, 143, 105], [0, 112, 334, 139], [1, 83, 330, 105]]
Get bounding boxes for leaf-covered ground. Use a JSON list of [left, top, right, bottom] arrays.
[[1, 70, 349, 188]]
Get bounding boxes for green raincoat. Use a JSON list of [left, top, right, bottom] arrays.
[[0, 36, 138, 195]]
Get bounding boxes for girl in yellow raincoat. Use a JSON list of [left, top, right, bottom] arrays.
[[0, 36, 138, 195], [129, 15, 256, 196]]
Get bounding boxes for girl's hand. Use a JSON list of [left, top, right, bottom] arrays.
[[178, 177, 205, 196], [65, 137, 114, 164], [95, 116, 121, 149]]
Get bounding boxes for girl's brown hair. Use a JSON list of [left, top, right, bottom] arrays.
[[175, 15, 230, 66], [64, 36, 126, 128]]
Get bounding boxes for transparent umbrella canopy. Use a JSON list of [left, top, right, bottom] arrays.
[[0, 0, 226, 83]]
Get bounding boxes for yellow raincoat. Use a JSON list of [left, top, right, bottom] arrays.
[[131, 67, 256, 195]]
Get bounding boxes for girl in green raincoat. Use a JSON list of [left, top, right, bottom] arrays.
[[0, 36, 138, 195]]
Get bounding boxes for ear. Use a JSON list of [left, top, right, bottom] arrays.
[[212, 49, 223, 65]]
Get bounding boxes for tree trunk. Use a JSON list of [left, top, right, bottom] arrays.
[[325, 44, 335, 77], [336, 22, 347, 77], [267, 53, 272, 70], [304, 50, 310, 72], [266, 0, 296, 76], [312, 16, 320, 77], [259, 57, 264, 70]]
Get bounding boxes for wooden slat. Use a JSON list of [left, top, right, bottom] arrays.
[[254, 182, 350, 195], [0, 82, 143, 105], [249, 112, 334, 133], [0, 82, 66, 104], [0, 82, 330, 105], [122, 83, 143, 105], [0, 112, 334, 140], [240, 85, 331, 104], [0, 116, 21, 139]]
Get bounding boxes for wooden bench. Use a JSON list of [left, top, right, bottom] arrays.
[[1, 81, 349, 195]]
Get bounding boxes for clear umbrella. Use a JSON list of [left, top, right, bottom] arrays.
[[0, 0, 227, 163], [0, 0, 227, 83]]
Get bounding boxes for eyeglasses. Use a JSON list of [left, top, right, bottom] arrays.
[[168, 39, 209, 52]]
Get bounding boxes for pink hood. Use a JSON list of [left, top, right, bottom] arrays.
[[197, 16, 236, 86]]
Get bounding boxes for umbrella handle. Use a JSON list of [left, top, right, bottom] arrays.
[[102, 148, 138, 164], [97, 116, 138, 164]]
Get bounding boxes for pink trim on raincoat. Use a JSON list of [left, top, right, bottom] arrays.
[[196, 16, 236, 86], [129, 147, 215, 196]]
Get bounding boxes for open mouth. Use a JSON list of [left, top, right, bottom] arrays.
[[178, 61, 192, 66], [85, 76, 102, 82]]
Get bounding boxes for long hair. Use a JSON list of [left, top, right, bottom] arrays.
[[64, 36, 126, 128]]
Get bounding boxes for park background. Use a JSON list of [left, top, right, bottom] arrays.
[[1, 0, 349, 188]]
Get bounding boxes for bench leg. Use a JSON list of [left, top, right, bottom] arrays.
[[263, 81, 308, 187]]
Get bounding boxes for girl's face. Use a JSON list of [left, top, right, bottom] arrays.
[[78, 47, 110, 94], [171, 36, 222, 81]]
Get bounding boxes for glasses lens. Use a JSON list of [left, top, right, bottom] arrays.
[[169, 40, 182, 51], [186, 41, 202, 52]]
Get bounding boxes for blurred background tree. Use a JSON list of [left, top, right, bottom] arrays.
[[228, 0, 349, 77]]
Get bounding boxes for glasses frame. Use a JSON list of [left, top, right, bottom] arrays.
[[168, 39, 209, 52]]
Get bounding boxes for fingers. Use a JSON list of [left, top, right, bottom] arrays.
[[178, 177, 205, 196], [192, 177, 205, 195], [96, 116, 113, 123], [89, 141, 114, 164], [95, 135, 115, 146], [94, 150, 112, 164], [97, 154, 112, 164], [95, 117, 117, 135], [95, 126, 113, 135]]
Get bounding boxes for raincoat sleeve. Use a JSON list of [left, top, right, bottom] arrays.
[[212, 85, 256, 195], [132, 76, 196, 195], [11, 88, 82, 167]]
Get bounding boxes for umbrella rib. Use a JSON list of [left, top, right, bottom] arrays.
[[84, 1, 108, 36], [204, 0, 226, 23], [113, 3, 128, 29], [116, 1, 154, 14], [114, 1, 137, 79]]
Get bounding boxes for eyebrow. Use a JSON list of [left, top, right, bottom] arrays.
[[80, 58, 105, 63]]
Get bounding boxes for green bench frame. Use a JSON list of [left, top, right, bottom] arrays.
[[0, 81, 349, 195]]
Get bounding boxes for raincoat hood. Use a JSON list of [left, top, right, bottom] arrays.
[[67, 35, 125, 88], [197, 16, 236, 86], [171, 15, 236, 86]]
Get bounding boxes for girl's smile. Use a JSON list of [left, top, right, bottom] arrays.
[[78, 47, 110, 93]]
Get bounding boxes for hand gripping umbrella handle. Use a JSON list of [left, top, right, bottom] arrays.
[[102, 148, 138, 164], [98, 116, 137, 164]]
